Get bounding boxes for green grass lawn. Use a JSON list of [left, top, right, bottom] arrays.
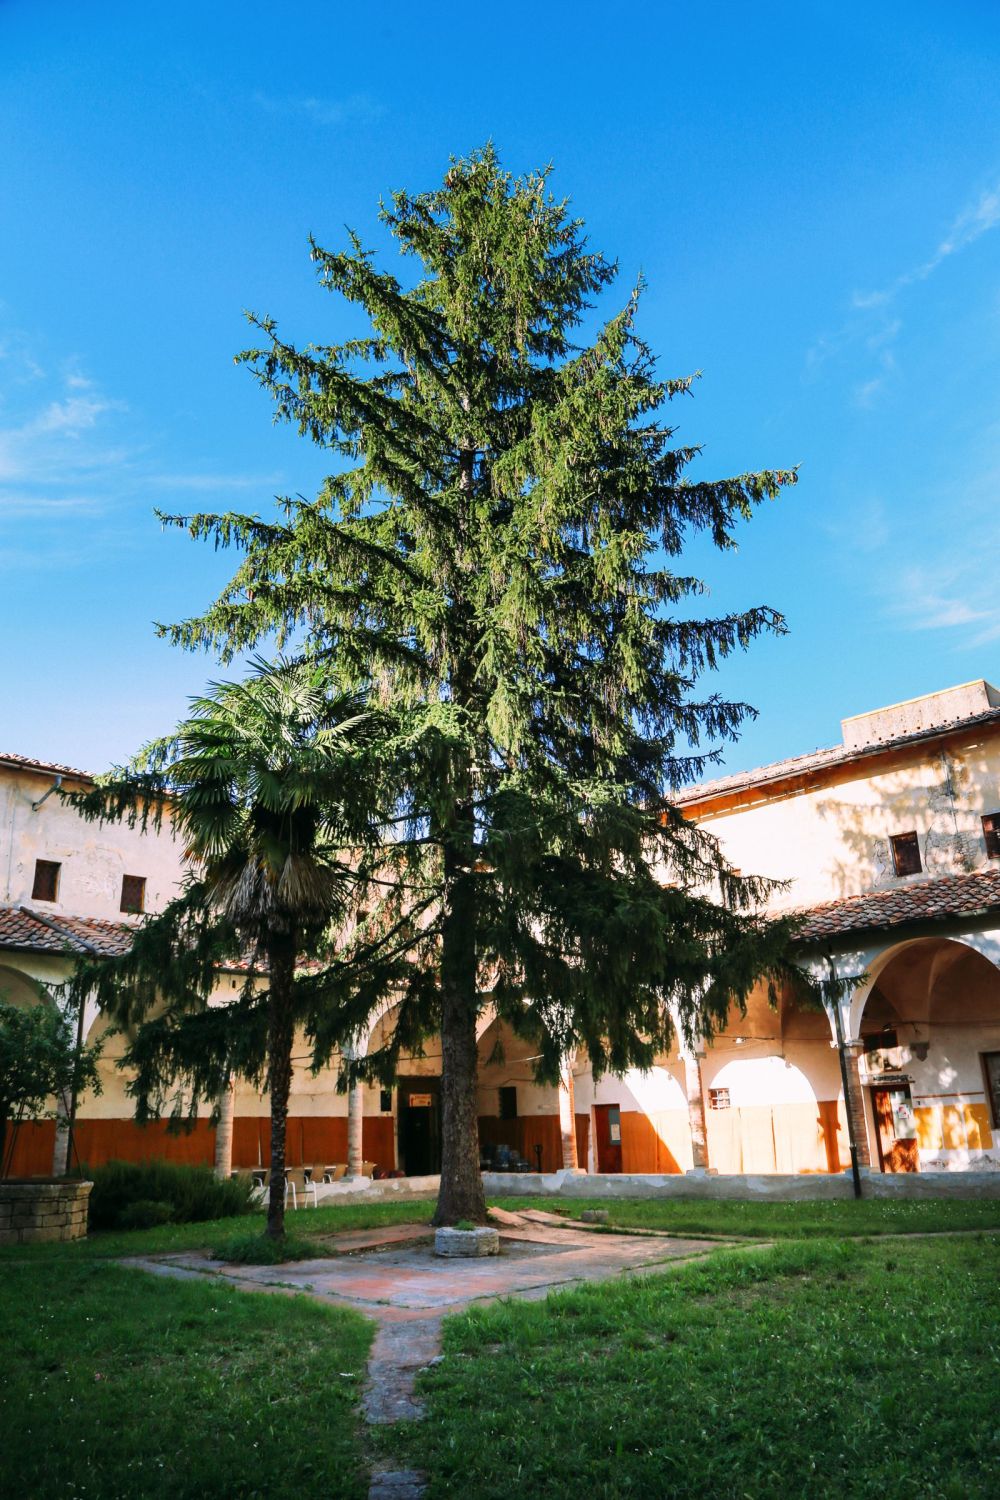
[[2, 1193, 996, 1266], [0, 1260, 373, 1499], [499, 1193, 1000, 1239], [388, 1233, 1000, 1499], [0, 1196, 437, 1262]]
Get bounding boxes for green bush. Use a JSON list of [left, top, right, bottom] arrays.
[[116, 1199, 175, 1231], [86, 1160, 258, 1231]]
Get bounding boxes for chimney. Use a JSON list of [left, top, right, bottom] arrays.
[[841, 679, 1000, 751]]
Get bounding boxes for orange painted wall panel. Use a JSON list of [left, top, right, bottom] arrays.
[[575, 1112, 589, 1169], [942, 1106, 965, 1150], [620, 1110, 686, 1174], [74, 1118, 216, 1169], [478, 1114, 563, 1172], [6, 1120, 56, 1176], [965, 1103, 993, 1151], [915, 1106, 944, 1151]]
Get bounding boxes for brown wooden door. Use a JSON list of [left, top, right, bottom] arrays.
[[594, 1104, 623, 1173], [872, 1088, 919, 1173]]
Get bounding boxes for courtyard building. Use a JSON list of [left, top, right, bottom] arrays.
[[3, 677, 1000, 1179]]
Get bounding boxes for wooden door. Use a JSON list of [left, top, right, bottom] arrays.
[[872, 1088, 919, 1173], [594, 1104, 623, 1173]]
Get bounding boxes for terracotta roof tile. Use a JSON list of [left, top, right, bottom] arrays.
[[0, 751, 93, 782], [0, 906, 133, 958], [676, 706, 1000, 807], [794, 868, 1000, 945]]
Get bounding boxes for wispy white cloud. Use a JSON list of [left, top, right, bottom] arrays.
[[251, 90, 385, 128], [0, 494, 104, 521], [0, 338, 279, 549], [147, 471, 283, 492], [885, 556, 1000, 647], [820, 495, 891, 555], [806, 173, 1000, 404], [854, 181, 1000, 310]]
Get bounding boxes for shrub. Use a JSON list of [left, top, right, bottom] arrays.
[[117, 1199, 175, 1231], [86, 1160, 258, 1231]]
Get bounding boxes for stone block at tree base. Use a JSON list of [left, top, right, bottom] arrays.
[[434, 1226, 500, 1257]]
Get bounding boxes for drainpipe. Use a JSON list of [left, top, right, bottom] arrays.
[[827, 955, 863, 1200], [31, 774, 63, 812]]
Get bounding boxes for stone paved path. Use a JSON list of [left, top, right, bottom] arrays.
[[122, 1213, 729, 1500]]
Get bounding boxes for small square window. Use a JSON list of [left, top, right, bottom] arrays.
[[890, 831, 922, 877], [709, 1088, 730, 1110], [499, 1086, 518, 1120], [31, 859, 60, 902], [120, 874, 146, 914], [983, 814, 1000, 860], [379, 1089, 392, 1114]]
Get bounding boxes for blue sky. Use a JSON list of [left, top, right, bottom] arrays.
[[3, 1, 1000, 776]]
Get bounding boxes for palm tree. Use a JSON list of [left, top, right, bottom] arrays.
[[71, 659, 379, 1238]]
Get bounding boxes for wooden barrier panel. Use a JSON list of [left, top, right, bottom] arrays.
[[707, 1102, 845, 1174], [478, 1114, 563, 1172], [9, 1113, 397, 1176], [234, 1116, 396, 1173], [619, 1110, 687, 1174], [73, 1119, 216, 1168], [6, 1120, 56, 1177], [575, 1111, 589, 1169]]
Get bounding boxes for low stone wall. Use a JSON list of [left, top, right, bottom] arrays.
[[312, 1166, 1000, 1206], [0, 1178, 93, 1244], [313, 1173, 440, 1205], [483, 1168, 1000, 1201]]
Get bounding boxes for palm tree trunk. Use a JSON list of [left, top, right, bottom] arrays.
[[265, 932, 296, 1238]]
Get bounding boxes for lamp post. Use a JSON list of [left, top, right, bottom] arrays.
[[827, 956, 863, 1200]]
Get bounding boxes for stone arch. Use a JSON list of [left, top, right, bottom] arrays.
[[850, 935, 1000, 1172], [0, 963, 53, 1010]]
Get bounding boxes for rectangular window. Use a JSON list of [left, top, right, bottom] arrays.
[[31, 859, 60, 902], [983, 1053, 1000, 1130], [890, 831, 922, 877], [983, 814, 1000, 860], [864, 1030, 898, 1053], [498, 1086, 518, 1120], [120, 874, 146, 914], [708, 1088, 730, 1110], [379, 1089, 392, 1114]]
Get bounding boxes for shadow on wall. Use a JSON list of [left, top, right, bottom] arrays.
[[815, 748, 994, 900]]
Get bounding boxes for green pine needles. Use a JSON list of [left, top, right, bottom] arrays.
[[152, 146, 799, 1223]]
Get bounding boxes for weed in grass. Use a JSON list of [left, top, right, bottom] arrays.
[[212, 1232, 323, 1264]]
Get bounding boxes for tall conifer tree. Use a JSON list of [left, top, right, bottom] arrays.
[[162, 148, 799, 1224]]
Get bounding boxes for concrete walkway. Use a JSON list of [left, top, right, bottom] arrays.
[[122, 1211, 730, 1500]]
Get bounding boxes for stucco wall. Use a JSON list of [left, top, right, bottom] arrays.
[[686, 730, 1000, 910], [1, 763, 185, 921]]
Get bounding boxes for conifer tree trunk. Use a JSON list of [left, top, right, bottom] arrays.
[[266, 933, 296, 1238], [434, 862, 487, 1224], [432, 433, 488, 1226]]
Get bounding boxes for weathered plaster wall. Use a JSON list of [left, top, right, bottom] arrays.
[[1, 764, 185, 920], [684, 730, 1000, 910]]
